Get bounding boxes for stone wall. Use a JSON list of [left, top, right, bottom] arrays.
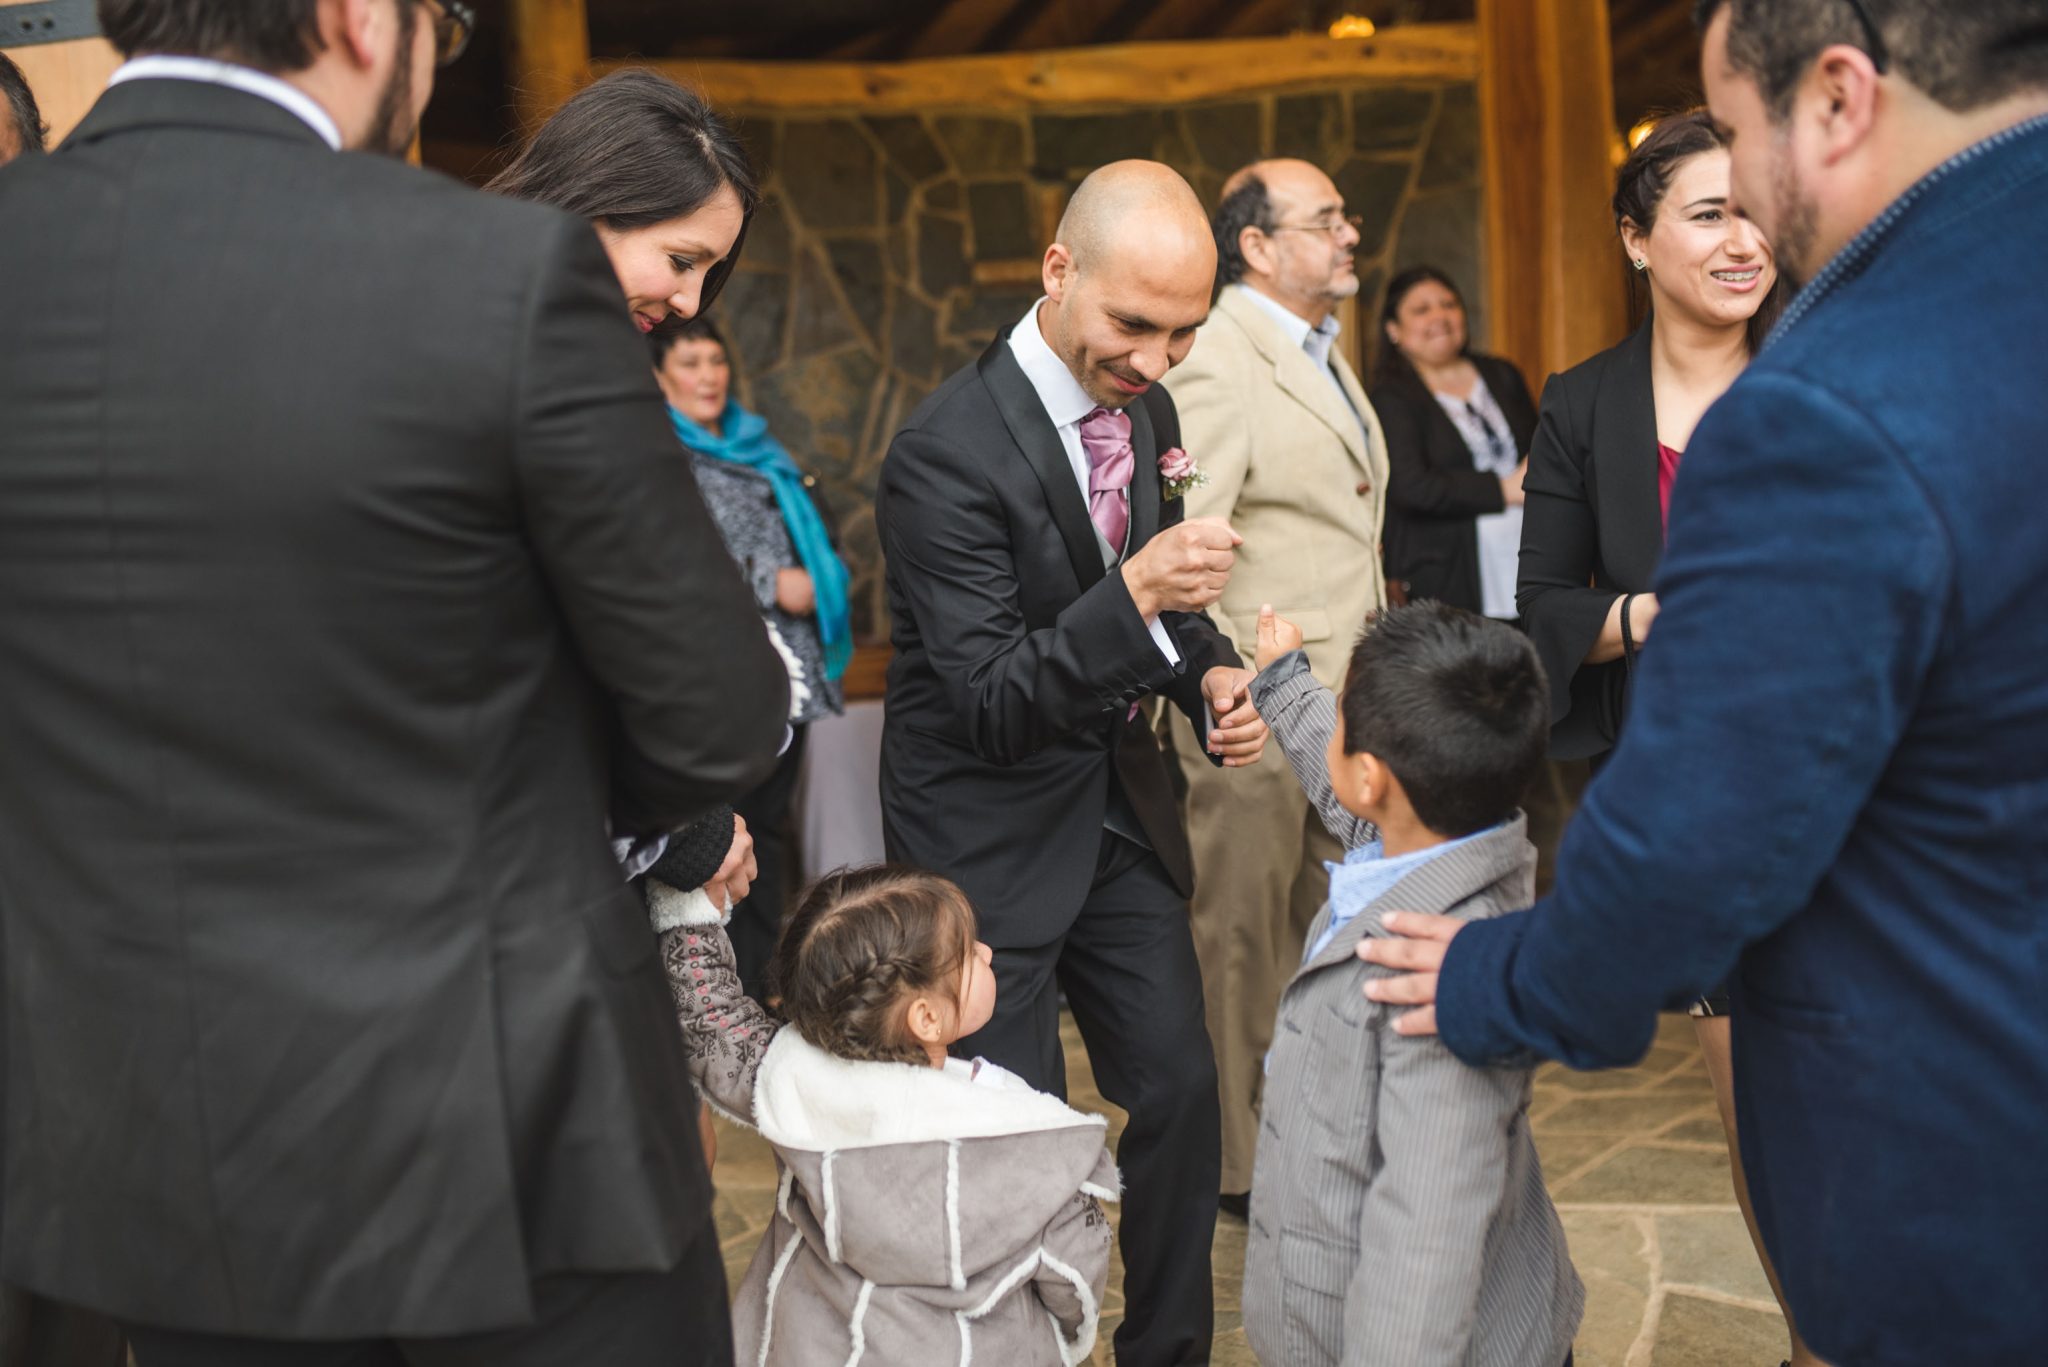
[[713, 79, 1486, 643]]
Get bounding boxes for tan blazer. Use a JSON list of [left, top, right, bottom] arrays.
[[1165, 284, 1389, 684]]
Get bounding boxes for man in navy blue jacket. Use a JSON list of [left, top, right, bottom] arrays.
[[1360, 3, 2048, 1364]]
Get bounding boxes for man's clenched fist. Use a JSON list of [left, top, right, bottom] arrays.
[[1121, 516, 1242, 618]]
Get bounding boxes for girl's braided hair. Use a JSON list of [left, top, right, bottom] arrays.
[[767, 864, 978, 1066]]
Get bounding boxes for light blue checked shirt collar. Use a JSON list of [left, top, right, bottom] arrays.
[[1305, 823, 1500, 963]]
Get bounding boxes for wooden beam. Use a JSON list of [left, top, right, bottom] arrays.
[[901, 0, 1022, 60], [602, 25, 1480, 114], [0, 0, 120, 148], [1123, 0, 1238, 45], [1216, 0, 1313, 40], [507, 0, 591, 137], [1477, 0, 1629, 387], [986, 0, 1123, 52]]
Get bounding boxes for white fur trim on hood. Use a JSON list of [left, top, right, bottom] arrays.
[[751, 1031, 1107, 1153]]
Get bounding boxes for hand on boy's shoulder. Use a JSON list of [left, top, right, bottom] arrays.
[[1252, 604, 1303, 672], [1356, 910, 1466, 1037]]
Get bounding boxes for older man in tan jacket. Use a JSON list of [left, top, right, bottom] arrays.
[[1164, 159, 1388, 1210]]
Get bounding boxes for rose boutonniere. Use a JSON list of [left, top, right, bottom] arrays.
[[1159, 447, 1206, 501]]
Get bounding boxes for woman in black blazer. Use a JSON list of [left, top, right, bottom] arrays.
[[1517, 112, 1785, 767], [1517, 110, 1823, 1367], [1372, 266, 1538, 616]]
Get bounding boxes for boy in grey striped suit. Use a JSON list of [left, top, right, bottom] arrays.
[[1240, 601, 1582, 1367]]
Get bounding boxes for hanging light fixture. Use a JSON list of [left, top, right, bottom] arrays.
[[1328, 15, 1378, 39]]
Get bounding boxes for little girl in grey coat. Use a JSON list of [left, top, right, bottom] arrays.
[[647, 864, 1117, 1366]]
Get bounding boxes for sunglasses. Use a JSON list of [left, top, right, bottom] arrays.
[[1840, 0, 1890, 74], [422, 0, 476, 68]]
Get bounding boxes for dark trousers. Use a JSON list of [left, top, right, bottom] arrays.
[[0, 1289, 125, 1366], [121, 1221, 731, 1367], [730, 722, 808, 999], [955, 833, 1220, 1367]]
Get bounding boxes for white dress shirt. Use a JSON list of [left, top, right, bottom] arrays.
[[1008, 300, 1180, 668], [109, 56, 343, 151], [1239, 286, 1370, 444], [1434, 378, 1524, 620]]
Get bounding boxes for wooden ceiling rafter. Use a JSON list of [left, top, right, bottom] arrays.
[[900, 0, 1035, 60], [1121, 0, 1242, 45], [1216, 0, 1316, 41]]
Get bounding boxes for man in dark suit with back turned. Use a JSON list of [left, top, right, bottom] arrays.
[[878, 161, 1269, 1367], [0, 2, 787, 1363]]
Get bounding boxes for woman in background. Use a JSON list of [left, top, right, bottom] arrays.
[[655, 318, 849, 999], [1371, 267, 1570, 888], [1371, 265, 1535, 620], [1516, 109, 1817, 1367]]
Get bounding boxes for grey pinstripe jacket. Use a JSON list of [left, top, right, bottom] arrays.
[[1243, 653, 1583, 1367]]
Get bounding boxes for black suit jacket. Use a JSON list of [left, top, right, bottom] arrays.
[[876, 336, 1240, 947], [1372, 352, 1538, 612], [1515, 323, 1664, 760], [0, 81, 788, 1337]]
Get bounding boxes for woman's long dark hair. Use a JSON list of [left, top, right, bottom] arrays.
[[1373, 264, 1473, 389], [1613, 108, 1786, 354], [487, 69, 758, 317]]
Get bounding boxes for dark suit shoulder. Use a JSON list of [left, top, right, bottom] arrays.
[[1473, 352, 1534, 407], [1366, 367, 1431, 416], [899, 354, 994, 439], [320, 153, 591, 266], [1540, 324, 1649, 415]]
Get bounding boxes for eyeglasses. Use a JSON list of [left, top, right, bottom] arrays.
[[422, 0, 476, 68], [1268, 213, 1366, 238], [1840, 0, 1890, 74]]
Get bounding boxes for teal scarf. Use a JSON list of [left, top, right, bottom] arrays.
[[671, 400, 852, 681]]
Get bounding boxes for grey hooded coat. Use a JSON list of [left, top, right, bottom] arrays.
[[649, 882, 1118, 1366]]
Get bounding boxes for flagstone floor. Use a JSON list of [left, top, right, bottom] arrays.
[[709, 1013, 1791, 1366]]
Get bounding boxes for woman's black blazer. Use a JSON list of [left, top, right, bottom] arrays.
[[1372, 352, 1538, 614], [1516, 322, 1665, 761]]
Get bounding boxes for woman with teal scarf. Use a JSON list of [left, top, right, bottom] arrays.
[[656, 317, 851, 995]]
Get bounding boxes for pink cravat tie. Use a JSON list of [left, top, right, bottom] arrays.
[[1080, 407, 1145, 723], [1079, 406, 1135, 556]]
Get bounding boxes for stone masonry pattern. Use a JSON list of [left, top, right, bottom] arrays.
[[710, 82, 1487, 642]]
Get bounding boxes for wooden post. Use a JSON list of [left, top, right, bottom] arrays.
[[1, 0, 120, 148], [1477, 0, 1629, 388], [507, 0, 590, 138]]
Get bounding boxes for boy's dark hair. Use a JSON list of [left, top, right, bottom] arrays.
[[649, 314, 728, 367], [488, 69, 758, 319], [97, 0, 330, 69], [1614, 108, 1785, 354], [768, 864, 978, 1067], [1210, 172, 1277, 299], [1338, 602, 1549, 837], [1, 52, 45, 158], [1693, 0, 2048, 118]]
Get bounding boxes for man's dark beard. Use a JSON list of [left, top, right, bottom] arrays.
[[363, 4, 420, 157], [1770, 139, 1819, 291]]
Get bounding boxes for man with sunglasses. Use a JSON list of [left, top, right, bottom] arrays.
[[0, 2, 786, 1363], [1155, 158, 1390, 1218]]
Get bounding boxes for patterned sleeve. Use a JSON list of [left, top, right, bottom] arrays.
[[648, 878, 778, 1124], [1247, 649, 1378, 850]]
